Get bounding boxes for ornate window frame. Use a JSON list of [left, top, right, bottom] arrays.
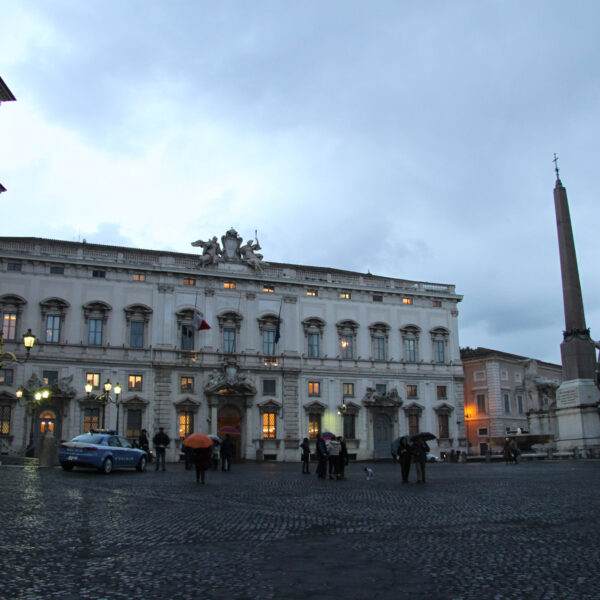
[[302, 317, 325, 358], [336, 319, 359, 360], [369, 321, 390, 361], [40, 297, 70, 344], [430, 326, 450, 364], [0, 294, 27, 340], [124, 303, 153, 348], [400, 324, 421, 363], [83, 301, 111, 346]]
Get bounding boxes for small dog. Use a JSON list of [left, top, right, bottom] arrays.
[[364, 467, 374, 480]]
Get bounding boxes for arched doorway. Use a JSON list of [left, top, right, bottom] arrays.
[[217, 404, 242, 459], [373, 413, 392, 458], [39, 410, 57, 435]]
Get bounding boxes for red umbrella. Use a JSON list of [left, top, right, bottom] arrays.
[[183, 433, 213, 449], [218, 425, 240, 434]]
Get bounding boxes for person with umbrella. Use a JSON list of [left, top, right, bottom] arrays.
[[183, 433, 213, 485], [300, 437, 311, 474], [411, 433, 433, 484], [397, 436, 412, 484], [315, 433, 328, 479]]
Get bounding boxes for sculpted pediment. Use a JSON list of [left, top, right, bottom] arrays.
[[204, 358, 257, 396], [191, 228, 266, 272]]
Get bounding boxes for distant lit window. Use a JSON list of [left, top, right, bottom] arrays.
[[306, 289, 318, 297], [340, 335, 354, 359], [340, 291, 351, 300], [86, 373, 100, 390], [407, 385, 418, 398], [224, 282, 236, 289], [133, 273, 146, 282], [2, 313, 17, 340], [308, 413, 321, 439], [180, 377, 194, 392], [179, 412, 193, 439], [402, 297, 413, 305], [262, 412, 276, 439], [308, 381, 320, 396], [263, 285, 274, 293], [343, 382, 355, 397], [183, 278, 196, 286], [128, 375, 143, 391]]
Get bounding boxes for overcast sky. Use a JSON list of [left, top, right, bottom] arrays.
[[1, 1, 598, 365]]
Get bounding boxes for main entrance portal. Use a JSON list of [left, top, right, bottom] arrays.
[[217, 404, 242, 459], [373, 413, 392, 459]]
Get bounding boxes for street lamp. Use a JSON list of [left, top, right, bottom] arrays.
[[84, 379, 122, 431], [15, 385, 51, 455], [465, 412, 472, 455], [0, 328, 36, 368]]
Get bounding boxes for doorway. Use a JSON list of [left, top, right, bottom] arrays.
[[217, 404, 242, 459], [373, 413, 392, 459]]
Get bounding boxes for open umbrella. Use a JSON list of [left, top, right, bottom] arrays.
[[218, 425, 240, 435], [321, 431, 337, 440], [209, 435, 222, 444], [410, 432, 436, 442], [183, 433, 213, 449], [391, 435, 409, 455]]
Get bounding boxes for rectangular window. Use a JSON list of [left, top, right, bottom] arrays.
[[432, 300, 442, 307], [179, 412, 193, 439], [263, 379, 276, 395], [438, 414, 449, 439], [88, 318, 103, 345], [181, 324, 194, 350], [130, 320, 144, 348], [404, 339, 416, 362], [307, 333, 320, 357], [0, 405, 11, 434], [503, 393, 511, 414], [128, 375, 143, 391], [477, 394, 486, 414], [402, 297, 413, 305], [341, 335, 354, 359], [263, 285, 274, 293], [262, 412, 276, 439], [43, 371, 58, 385], [408, 414, 419, 437], [339, 291, 351, 300], [224, 282, 236, 289], [2, 313, 17, 340], [343, 382, 355, 397], [0, 369, 14, 385], [308, 381, 320, 396], [83, 408, 100, 433], [183, 278, 196, 286], [263, 329, 275, 355], [223, 327, 236, 353], [180, 377, 194, 392], [308, 413, 321, 439], [86, 372, 100, 389], [407, 385, 418, 398], [478, 428, 488, 436], [517, 394, 524, 415], [306, 289, 318, 297], [373, 295, 383, 302], [50, 265, 64, 275], [437, 386, 447, 400], [45, 315, 61, 343], [434, 340, 445, 363], [133, 273, 146, 281], [343, 413, 356, 439], [7, 262, 22, 271], [374, 337, 386, 360], [375, 384, 387, 395], [126, 409, 142, 440], [92, 270, 106, 278]]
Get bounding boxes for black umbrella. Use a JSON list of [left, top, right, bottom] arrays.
[[410, 432, 436, 442]]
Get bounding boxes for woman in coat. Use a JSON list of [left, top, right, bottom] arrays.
[[398, 437, 412, 484]]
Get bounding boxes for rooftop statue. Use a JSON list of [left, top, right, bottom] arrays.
[[191, 236, 222, 267], [192, 228, 266, 272]]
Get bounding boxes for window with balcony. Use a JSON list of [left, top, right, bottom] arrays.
[[45, 315, 61, 343], [262, 412, 276, 439]]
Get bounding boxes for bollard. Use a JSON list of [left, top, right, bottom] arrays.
[[39, 432, 57, 468]]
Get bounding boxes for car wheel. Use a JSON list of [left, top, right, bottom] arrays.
[[136, 455, 147, 472], [100, 457, 113, 474], [60, 462, 74, 471]]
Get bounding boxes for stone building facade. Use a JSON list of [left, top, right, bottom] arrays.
[[0, 231, 464, 462], [460, 347, 562, 455]]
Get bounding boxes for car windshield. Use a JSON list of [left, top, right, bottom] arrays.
[[72, 434, 104, 444]]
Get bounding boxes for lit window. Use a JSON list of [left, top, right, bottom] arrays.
[[1, 313, 17, 340], [432, 300, 442, 307], [86, 373, 101, 389], [340, 335, 354, 359], [224, 282, 236, 289], [133, 273, 146, 282], [83, 408, 100, 433], [308, 381, 320, 396], [179, 412, 193, 439], [340, 291, 351, 300], [0, 404, 11, 434], [183, 278, 196, 286], [180, 377, 194, 392], [262, 412, 276, 439], [306, 289, 318, 297], [343, 382, 355, 397], [45, 315, 61, 343], [437, 386, 447, 399], [402, 297, 413, 305], [92, 270, 106, 278], [407, 385, 418, 398], [128, 375, 143, 391], [263, 285, 274, 293], [308, 413, 321, 439]]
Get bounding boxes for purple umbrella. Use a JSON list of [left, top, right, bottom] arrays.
[[321, 431, 337, 440]]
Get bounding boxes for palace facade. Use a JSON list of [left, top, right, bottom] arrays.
[[0, 230, 465, 462]]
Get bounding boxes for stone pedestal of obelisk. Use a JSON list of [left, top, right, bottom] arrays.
[[553, 167, 600, 452]]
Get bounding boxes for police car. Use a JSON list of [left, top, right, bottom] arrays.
[[59, 430, 148, 474]]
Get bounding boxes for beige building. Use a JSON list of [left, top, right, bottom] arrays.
[[0, 230, 465, 462], [460, 347, 562, 455]]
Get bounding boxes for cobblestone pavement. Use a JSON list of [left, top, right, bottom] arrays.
[[1, 459, 599, 600]]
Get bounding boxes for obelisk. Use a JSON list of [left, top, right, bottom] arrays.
[[552, 156, 600, 452]]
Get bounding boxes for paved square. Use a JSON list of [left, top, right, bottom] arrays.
[[1, 460, 599, 600]]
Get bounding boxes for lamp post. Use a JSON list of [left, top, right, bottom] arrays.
[[84, 379, 122, 431], [465, 412, 472, 455], [0, 328, 36, 367], [16, 385, 50, 455]]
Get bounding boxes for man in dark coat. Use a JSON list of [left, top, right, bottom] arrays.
[[220, 434, 234, 472], [315, 434, 328, 479], [397, 437, 412, 483], [153, 426, 170, 472], [192, 446, 212, 484], [411, 437, 430, 483], [337, 436, 348, 480]]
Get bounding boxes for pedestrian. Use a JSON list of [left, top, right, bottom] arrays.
[[300, 437, 311, 474], [411, 437, 430, 483], [220, 434, 234, 472], [326, 436, 341, 480], [211, 441, 220, 470], [192, 446, 212, 484], [509, 439, 520, 464], [139, 428, 149, 453], [152, 426, 170, 472], [315, 434, 328, 479], [503, 438, 512, 465], [398, 437, 412, 483], [337, 436, 348, 480]]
